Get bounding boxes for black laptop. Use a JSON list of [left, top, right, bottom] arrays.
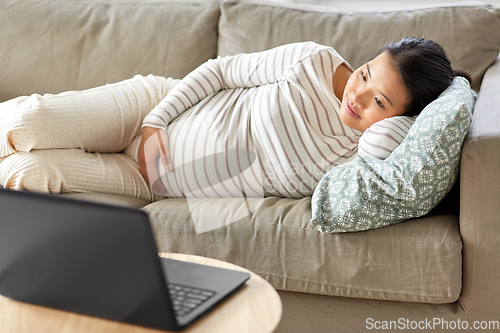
[[0, 188, 250, 331]]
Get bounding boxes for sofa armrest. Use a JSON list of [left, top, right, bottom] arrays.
[[459, 55, 500, 319]]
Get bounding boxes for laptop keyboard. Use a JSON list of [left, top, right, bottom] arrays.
[[167, 283, 216, 317]]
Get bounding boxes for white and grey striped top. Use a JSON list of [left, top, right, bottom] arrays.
[[358, 116, 416, 160], [143, 42, 363, 199]]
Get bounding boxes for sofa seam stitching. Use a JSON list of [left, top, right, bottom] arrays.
[[257, 272, 459, 299]]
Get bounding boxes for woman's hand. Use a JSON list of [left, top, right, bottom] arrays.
[[138, 126, 173, 195]]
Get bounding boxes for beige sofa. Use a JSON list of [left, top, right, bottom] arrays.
[[1, 0, 500, 331]]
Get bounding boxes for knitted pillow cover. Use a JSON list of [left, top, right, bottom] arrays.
[[310, 77, 476, 233]]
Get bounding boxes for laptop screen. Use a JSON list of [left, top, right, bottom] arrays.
[[0, 188, 179, 330]]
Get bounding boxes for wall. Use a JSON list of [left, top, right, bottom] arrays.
[[266, 0, 500, 10]]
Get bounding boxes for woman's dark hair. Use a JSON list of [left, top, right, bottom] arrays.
[[380, 37, 471, 117]]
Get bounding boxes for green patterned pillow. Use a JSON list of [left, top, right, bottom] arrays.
[[310, 77, 476, 233]]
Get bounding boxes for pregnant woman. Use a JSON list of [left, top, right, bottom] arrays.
[[0, 37, 469, 200]]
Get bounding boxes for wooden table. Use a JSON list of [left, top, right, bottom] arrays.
[[0, 253, 282, 333]]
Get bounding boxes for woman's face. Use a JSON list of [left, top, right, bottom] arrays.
[[339, 51, 410, 132]]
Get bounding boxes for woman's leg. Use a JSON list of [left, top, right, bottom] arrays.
[[0, 149, 162, 202], [0, 74, 177, 157]]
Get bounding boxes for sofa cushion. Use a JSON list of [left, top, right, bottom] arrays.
[[144, 196, 462, 304], [218, 0, 500, 91], [310, 77, 476, 233], [0, 0, 219, 102]]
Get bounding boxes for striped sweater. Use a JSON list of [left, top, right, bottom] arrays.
[[358, 116, 416, 160], [143, 42, 362, 199]]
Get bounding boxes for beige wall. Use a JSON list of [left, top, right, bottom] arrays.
[[68, 0, 500, 9], [272, 0, 500, 10]]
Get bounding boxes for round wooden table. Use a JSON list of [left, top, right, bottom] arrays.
[[0, 253, 282, 333]]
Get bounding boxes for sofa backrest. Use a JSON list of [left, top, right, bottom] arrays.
[[218, 0, 500, 91], [2, 0, 498, 102], [0, 0, 220, 102]]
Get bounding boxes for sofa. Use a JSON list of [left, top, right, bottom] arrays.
[[1, 0, 500, 331]]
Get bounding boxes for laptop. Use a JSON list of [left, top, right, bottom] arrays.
[[0, 188, 250, 331]]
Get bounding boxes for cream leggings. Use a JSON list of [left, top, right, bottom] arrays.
[[0, 75, 179, 202]]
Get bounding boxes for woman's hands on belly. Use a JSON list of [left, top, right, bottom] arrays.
[[138, 126, 173, 194]]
